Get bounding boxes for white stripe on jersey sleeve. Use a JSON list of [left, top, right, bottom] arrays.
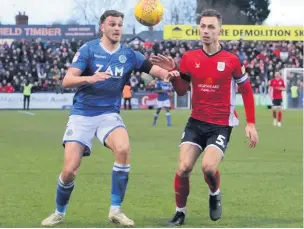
[[235, 74, 248, 84]]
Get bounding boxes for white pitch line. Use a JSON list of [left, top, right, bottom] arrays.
[[18, 110, 36, 116]]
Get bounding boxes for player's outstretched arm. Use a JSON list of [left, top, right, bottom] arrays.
[[135, 54, 179, 82], [150, 54, 190, 96], [149, 65, 180, 81], [150, 54, 175, 70], [62, 68, 110, 88], [148, 65, 170, 81], [149, 64, 189, 96], [170, 74, 190, 96]]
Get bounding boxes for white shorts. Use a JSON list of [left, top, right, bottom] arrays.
[[157, 99, 171, 108], [62, 113, 126, 156]]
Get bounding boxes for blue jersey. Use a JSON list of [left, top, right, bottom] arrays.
[[155, 80, 172, 101], [70, 39, 146, 116]]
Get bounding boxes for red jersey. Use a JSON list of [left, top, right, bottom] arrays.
[[4, 85, 15, 93], [179, 48, 248, 127], [269, 78, 285, 99]]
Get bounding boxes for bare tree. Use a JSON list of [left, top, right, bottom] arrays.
[[195, 0, 270, 25], [72, 0, 123, 25], [66, 18, 80, 25], [163, 0, 197, 25], [73, 0, 93, 24], [52, 20, 63, 25]]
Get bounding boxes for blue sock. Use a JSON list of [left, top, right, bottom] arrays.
[[111, 163, 130, 207], [55, 175, 74, 215], [166, 112, 171, 126], [153, 113, 159, 125]]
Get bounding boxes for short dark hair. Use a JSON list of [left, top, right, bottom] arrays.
[[99, 10, 124, 24], [200, 9, 222, 24]]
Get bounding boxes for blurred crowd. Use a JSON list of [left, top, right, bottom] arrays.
[[0, 38, 84, 93], [129, 39, 303, 93], [0, 37, 303, 94]]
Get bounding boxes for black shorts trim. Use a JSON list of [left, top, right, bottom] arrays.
[[179, 141, 203, 151], [180, 118, 233, 154], [272, 99, 282, 106]]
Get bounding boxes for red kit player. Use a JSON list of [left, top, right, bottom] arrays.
[[268, 72, 285, 127], [151, 9, 258, 225]]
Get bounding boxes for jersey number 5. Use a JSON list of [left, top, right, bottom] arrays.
[[215, 135, 226, 148]]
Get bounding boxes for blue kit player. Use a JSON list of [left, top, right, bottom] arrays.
[[41, 10, 178, 227], [153, 79, 173, 126]]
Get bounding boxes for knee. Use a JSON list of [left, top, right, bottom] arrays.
[[61, 169, 77, 183], [177, 162, 194, 176], [114, 144, 130, 159], [202, 162, 217, 177]]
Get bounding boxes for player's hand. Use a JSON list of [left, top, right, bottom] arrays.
[[245, 123, 258, 148], [164, 70, 180, 82], [88, 72, 111, 84], [150, 54, 176, 71]]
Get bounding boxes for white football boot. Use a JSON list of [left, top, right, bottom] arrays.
[[108, 207, 135, 227], [41, 212, 64, 226]]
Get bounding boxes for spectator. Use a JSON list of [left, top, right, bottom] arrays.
[[0, 82, 4, 92], [4, 83, 14, 93], [0, 39, 302, 94]]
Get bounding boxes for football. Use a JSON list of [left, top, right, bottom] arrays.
[[134, 0, 164, 26]]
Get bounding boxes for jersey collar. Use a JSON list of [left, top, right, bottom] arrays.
[[99, 42, 121, 55], [201, 44, 223, 57]]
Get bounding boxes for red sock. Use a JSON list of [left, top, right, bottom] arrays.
[[174, 173, 189, 208], [204, 170, 220, 193], [278, 111, 282, 122], [273, 110, 277, 119]]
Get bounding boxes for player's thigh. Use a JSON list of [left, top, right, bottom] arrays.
[[164, 99, 171, 109], [95, 113, 130, 162], [277, 99, 283, 111], [62, 115, 96, 157], [62, 142, 85, 178], [157, 100, 164, 109], [272, 99, 282, 110], [178, 143, 201, 175], [106, 128, 130, 163], [178, 118, 205, 174], [202, 126, 232, 173]]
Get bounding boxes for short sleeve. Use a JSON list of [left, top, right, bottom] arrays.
[[70, 44, 89, 72], [133, 51, 146, 69], [233, 57, 249, 85], [155, 81, 161, 89]]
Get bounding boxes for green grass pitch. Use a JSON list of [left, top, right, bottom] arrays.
[[0, 108, 302, 228]]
